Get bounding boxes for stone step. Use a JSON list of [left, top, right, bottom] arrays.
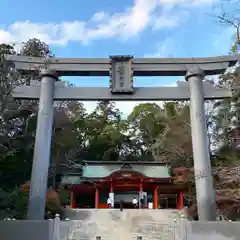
[[65, 208, 181, 221], [60, 220, 177, 240], [61, 209, 182, 240]]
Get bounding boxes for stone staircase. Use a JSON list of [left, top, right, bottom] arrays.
[[60, 209, 183, 240]]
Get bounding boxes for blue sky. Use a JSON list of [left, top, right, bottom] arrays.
[[0, 0, 236, 115]]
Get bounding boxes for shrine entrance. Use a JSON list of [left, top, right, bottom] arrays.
[[113, 189, 140, 209], [159, 194, 178, 209], [65, 161, 187, 210], [7, 54, 238, 220], [71, 183, 183, 210]]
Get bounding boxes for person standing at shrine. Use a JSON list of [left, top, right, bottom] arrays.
[[132, 197, 138, 208], [120, 200, 124, 211], [107, 196, 112, 208], [139, 191, 144, 208]]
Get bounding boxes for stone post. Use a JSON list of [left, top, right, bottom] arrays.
[[53, 214, 60, 240], [27, 69, 57, 220], [185, 66, 216, 221]]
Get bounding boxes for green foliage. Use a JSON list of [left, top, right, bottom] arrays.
[[20, 38, 53, 58], [0, 43, 16, 56], [8, 187, 29, 219], [0, 187, 28, 219], [211, 36, 240, 165], [0, 188, 11, 219], [80, 101, 128, 161], [128, 103, 166, 143], [45, 199, 65, 219], [59, 189, 70, 206]]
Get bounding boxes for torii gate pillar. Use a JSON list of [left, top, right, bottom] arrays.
[[186, 66, 216, 221], [27, 69, 57, 220]]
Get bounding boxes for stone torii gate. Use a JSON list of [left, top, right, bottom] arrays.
[[6, 54, 239, 221]]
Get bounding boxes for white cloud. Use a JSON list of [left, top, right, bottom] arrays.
[[91, 12, 106, 22], [145, 37, 175, 57], [0, 30, 12, 43], [0, 0, 217, 46], [0, 0, 156, 45], [152, 15, 182, 29]]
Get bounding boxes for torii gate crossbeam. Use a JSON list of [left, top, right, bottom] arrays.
[[6, 54, 239, 221], [12, 81, 231, 100]]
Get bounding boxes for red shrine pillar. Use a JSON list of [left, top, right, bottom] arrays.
[[70, 189, 76, 208], [177, 192, 184, 209], [110, 180, 113, 193], [95, 188, 99, 208], [153, 185, 159, 209], [139, 180, 143, 192]]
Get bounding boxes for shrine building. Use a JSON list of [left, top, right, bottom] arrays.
[[61, 161, 188, 210]]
